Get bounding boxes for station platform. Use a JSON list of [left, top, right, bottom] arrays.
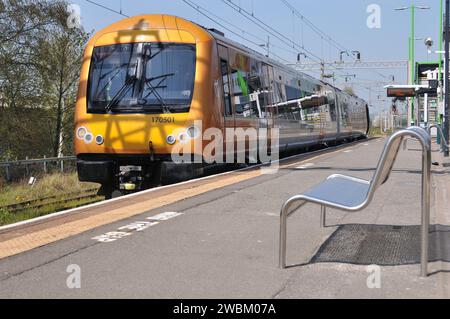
[[0, 137, 449, 298]]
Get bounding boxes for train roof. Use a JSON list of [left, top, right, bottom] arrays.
[[201, 24, 366, 103], [204, 26, 323, 82], [89, 14, 367, 105]]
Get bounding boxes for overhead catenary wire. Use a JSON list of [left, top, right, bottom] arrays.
[[281, 0, 390, 82], [182, 0, 291, 64], [85, 0, 375, 98], [280, 0, 347, 53], [184, 0, 355, 84], [182, 0, 299, 58], [85, 0, 129, 17], [216, 0, 358, 82], [220, 0, 324, 63]]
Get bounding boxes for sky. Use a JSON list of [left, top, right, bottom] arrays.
[[69, 0, 443, 114]]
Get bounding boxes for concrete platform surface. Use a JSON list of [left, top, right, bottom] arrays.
[[0, 138, 449, 299]]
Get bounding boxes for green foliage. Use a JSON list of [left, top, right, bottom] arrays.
[[0, 171, 101, 226], [0, 208, 13, 225], [0, 0, 90, 160], [0, 172, 98, 206]]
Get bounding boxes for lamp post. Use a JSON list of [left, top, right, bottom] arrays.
[[339, 51, 349, 63], [395, 3, 431, 126], [445, 0, 450, 157]]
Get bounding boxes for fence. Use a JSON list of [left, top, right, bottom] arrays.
[[0, 156, 76, 182]]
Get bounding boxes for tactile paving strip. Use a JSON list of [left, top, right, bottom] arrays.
[[311, 224, 450, 265]]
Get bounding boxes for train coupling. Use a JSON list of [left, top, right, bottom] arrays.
[[118, 166, 144, 192]]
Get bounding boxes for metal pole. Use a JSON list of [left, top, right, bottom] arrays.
[[445, 0, 450, 157], [279, 202, 289, 269], [440, 0, 444, 83], [410, 4, 416, 126], [5, 165, 11, 182], [320, 206, 326, 228], [25, 156, 29, 176], [279, 198, 305, 269], [439, 0, 444, 147], [420, 135, 431, 277], [43, 155, 47, 174]]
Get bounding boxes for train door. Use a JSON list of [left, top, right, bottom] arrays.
[[334, 91, 341, 136], [319, 106, 327, 142], [218, 45, 234, 130], [324, 88, 339, 141], [336, 92, 352, 139], [218, 45, 234, 161], [228, 49, 259, 162], [261, 63, 276, 153]]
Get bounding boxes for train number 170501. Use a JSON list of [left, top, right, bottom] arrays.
[[152, 117, 175, 124]]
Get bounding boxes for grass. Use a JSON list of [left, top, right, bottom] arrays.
[[0, 172, 101, 226], [0, 196, 103, 226], [0, 172, 98, 206], [369, 126, 393, 137]]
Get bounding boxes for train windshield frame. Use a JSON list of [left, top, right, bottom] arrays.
[[87, 42, 196, 114]]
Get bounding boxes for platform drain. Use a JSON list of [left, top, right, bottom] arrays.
[[311, 224, 450, 266]]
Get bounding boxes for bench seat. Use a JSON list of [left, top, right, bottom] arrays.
[[302, 175, 370, 208]]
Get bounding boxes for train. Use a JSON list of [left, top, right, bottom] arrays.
[[74, 14, 370, 198]]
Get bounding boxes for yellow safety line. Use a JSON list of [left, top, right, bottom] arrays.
[[0, 140, 372, 259]]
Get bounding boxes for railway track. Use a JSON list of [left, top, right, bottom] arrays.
[[0, 138, 373, 219], [0, 188, 102, 214]]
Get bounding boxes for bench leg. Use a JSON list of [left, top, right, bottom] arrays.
[[279, 197, 306, 269], [420, 147, 431, 278], [320, 206, 326, 228], [280, 209, 287, 269]]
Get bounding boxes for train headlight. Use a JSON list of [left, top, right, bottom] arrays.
[[76, 127, 88, 140], [178, 132, 189, 144], [186, 126, 201, 139], [95, 135, 104, 145], [166, 135, 176, 145], [84, 132, 94, 144]]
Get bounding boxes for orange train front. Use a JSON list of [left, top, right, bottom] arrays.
[[74, 14, 369, 198]]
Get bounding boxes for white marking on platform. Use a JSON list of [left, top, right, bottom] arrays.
[[0, 139, 367, 235], [364, 143, 369, 146], [118, 221, 159, 232], [92, 213, 183, 243], [296, 163, 315, 170], [147, 212, 184, 221], [343, 150, 353, 153], [92, 232, 131, 243]]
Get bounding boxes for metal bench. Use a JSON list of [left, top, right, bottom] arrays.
[[279, 127, 432, 277], [404, 124, 449, 152], [428, 124, 449, 153]]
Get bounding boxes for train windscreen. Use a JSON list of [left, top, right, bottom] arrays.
[[87, 43, 196, 114]]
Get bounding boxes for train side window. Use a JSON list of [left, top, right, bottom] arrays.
[[326, 92, 337, 122], [286, 85, 302, 101], [247, 59, 266, 118], [231, 68, 258, 119], [275, 82, 287, 103], [340, 96, 349, 127], [220, 59, 233, 117]]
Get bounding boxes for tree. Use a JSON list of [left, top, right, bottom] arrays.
[[36, 2, 89, 157], [0, 0, 90, 160]]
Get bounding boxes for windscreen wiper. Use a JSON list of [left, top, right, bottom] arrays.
[[104, 76, 137, 113], [143, 73, 175, 113]]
